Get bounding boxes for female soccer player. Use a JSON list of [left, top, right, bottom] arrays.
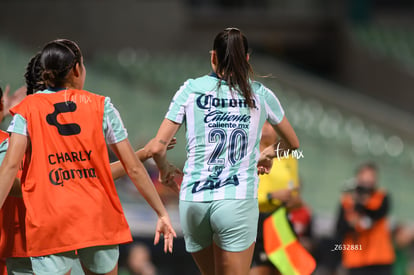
[[145, 28, 299, 275], [0, 39, 176, 275], [1, 56, 176, 274], [0, 86, 25, 274], [0, 85, 34, 274]]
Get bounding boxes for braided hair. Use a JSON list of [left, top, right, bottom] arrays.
[[25, 53, 46, 95]]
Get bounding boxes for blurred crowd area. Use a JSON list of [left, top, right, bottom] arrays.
[[1, 0, 414, 274]]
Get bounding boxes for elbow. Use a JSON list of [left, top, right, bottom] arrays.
[[286, 137, 299, 150], [2, 161, 20, 175], [291, 139, 300, 150], [126, 165, 142, 180]]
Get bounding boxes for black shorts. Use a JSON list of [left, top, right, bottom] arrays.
[[251, 212, 276, 268]]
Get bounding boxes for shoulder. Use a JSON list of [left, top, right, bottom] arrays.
[[67, 89, 107, 107], [9, 94, 37, 116], [251, 81, 274, 97], [251, 80, 265, 91], [191, 74, 214, 84], [252, 81, 285, 114], [172, 77, 205, 100], [73, 89, 106, 102], [103, 96, 116, 109], [183, 75, 218, 91], [79, 89, 104, 97]]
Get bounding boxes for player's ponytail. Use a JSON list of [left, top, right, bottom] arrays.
[[25, 53, 46, 95], [39, 39, 82, 88], [213, 28, 254, 108]]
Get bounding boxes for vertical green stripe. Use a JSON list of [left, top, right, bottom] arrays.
[[186, 92, 207, 201], [0, 139, 9, 165], [223, 88, 236, 199], [246, 93, 267, 196], [182, 126, 190, 198]]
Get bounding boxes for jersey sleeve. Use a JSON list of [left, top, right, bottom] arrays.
[[102, 97, 128, 144], [8, 96, 31, 136], [262, 86, 285, 125], [165, 80, 191, 124], [0, 138, 9, 165], [8, 114, 28, 136]]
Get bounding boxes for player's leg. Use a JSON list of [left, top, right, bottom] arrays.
[[191, 244, 215, 275], [30, 251, 77, 275], [77, 245, 119, 275], [210, 199, 259, 275], [180, 200, 214, 275], [70, 258, 85, 275], [6, 257, 33, 275], [214, 242, 255, 275], [80, 263, 117, 275]]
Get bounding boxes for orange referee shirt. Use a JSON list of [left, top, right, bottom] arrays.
[[10, 89, 132, 256]]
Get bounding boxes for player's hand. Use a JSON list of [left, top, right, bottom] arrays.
[[159, 162, 183, 194], [3, 85, 26, 117], [167, 137, 177, 151], [154, 215, 177, 253], [142, 137, 177, 161], [257, 144, 276, 174], [257, 153, 273, 175]]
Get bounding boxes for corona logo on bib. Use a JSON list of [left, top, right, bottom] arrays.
[[48, 167, 97, 186], [47, 150, 97, 186]]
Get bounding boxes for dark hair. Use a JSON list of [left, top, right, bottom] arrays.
[[356, 162, 378, 175], [0, 86, 3, 99], [39, 39, 82, 88], [25, 53, 46, 95], [213, 28, 254, 108]]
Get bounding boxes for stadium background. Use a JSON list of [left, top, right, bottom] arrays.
[[1, 0, 413, 274]]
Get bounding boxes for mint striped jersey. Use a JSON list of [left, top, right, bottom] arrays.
[[166, 74, 285, 202]]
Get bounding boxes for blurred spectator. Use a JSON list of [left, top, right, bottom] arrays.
[[119, 243, 157, 275], [335, 162, 395, 275]]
